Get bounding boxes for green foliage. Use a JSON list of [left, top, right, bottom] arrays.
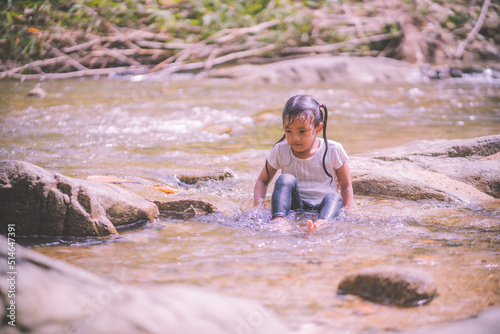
[[444, 13, 471, 30], [0, 0, 489, 66], [1, 0, 60, 62]]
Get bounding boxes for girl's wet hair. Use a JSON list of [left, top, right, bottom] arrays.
[[265, 94, 333, 183]]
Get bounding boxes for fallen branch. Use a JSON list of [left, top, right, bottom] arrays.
[[104, 49, 142, 66], [454, 0, 491, 59], [62, 37, 104, 53], [148, 41, 207, 73], [211, 19, 280, 44], [209, 43, 277, 67], [152, 44, 278, 76], [282, 32, 400, 54], [134, 41, 192, 49], [62, 30, 173, 54], [0, 56, 67, 79], [43, 42, 88, 71], [3, 66, 146, 80]]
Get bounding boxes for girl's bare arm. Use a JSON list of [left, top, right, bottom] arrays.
[[336, 161, 354, 209], [253, 162, 277, 207]]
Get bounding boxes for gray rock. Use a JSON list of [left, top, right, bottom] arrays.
[[206, 56, 425, 84], [337, 266, 438, 307], [0, 160, 159, 237], [351, 135, 500, 203], [0, 235, 290, 334]]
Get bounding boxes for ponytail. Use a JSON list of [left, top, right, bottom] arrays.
[[320, 104, 333, 184]]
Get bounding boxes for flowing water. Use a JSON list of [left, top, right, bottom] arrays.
[[1, 72, 499, 333]]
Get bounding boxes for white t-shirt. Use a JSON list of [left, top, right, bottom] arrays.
[[267, 138, 348, 206]]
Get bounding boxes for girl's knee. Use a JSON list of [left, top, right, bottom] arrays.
[[276, 173, 297, 187], [325, 192, 342, 205], [317, 192, 343, 220]]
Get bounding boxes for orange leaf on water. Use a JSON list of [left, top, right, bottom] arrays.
[[153, 184, 179, 194]]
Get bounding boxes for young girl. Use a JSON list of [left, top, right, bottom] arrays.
[[253, 95, 353, 231]]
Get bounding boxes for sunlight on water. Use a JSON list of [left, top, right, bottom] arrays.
[[27, 196, 499, 332], [2, 74, 499, 332]]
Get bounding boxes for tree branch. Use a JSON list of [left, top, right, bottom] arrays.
[[454, 0, 491, 59], [282, 33, 400, 54], [3, 66, 146, 80]]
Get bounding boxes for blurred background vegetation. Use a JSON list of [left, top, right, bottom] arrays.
[[1, 0, 498, 78]]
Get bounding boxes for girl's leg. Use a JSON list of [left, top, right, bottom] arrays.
[[307, 193, 343, 231], [271, 174, 303, 220], [317, 192, 343, 220]]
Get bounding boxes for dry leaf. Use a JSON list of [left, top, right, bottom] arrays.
[[27, 27, 41, 34], [153, 184, 180, 194]]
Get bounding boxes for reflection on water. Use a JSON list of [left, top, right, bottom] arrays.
[[2, 74, 500, 332]]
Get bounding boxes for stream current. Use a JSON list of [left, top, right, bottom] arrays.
[[1, 73, 499, 332]]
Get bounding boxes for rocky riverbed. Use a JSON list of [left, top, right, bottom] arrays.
[[1, 135, 498, 237], [1, 135, 499, 333]]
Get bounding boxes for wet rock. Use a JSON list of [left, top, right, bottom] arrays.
[[206, 56, 425, 84], [154, 199, 217, 219], [176, 169, 234, 185], [337, 266, 438, 307], [152, 197, 242, 219], [0, 235, 290, 334], [26, 87, 46, 98], [0, 160, 159, 237], [351, 135, 500, 203]]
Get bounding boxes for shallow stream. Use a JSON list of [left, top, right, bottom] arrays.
[[1, 72, 499, 332]]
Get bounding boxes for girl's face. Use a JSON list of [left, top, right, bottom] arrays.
[[283, 116, 323, 157]]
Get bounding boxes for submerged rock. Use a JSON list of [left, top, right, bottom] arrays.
[[26, 87, 46, 98], [351, 135, 500, 203], [0, 235, 290, 334], [153, 199, 217, 219], [176, 169, 234, 185], [337, 266, 438, 307], [0, 160, 159, 237], [152, 197, 242, 219]]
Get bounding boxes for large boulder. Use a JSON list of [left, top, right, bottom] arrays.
[[351, 135, 500, 203], [0, 235, 290, 334], [0, 160, 159, 237], [206, 56, 425, 84]]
